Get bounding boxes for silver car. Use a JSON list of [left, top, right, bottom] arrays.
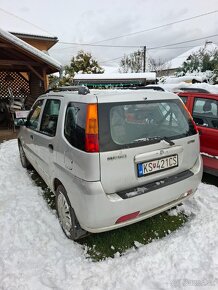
[[18, 87, 203, 240]]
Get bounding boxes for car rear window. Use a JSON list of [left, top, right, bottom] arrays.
[[64, 102, 87, 151], [98, 99, 197, 151]]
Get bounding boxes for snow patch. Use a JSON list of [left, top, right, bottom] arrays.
[[0, 140, 218, 289]]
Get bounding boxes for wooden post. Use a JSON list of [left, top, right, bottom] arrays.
[[42, 67, 48, 91], [143, 46, 146, 72]]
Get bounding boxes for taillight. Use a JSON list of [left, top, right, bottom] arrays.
[[181, 102, 198, 134], [85, 104, 99, 152]]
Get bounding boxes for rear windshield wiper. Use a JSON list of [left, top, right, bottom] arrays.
[[132, 136, 175, 146], [160, 136, 175, 146]]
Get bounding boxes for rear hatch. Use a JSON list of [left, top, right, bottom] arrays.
[[97, 91, 199, 194]]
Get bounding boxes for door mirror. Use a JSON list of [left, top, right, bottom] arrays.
[[14, 118, 26, 127]]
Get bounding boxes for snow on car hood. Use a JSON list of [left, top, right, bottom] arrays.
[[0, 140, 217, 289]]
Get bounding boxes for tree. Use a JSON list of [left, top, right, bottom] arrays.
[[148, 57, 170, 74], [66, 50, 104, 75], [49, 50, 104, 87], [177, 48, 218, 83], [119, 50, 143, 73]]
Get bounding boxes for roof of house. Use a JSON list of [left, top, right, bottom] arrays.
[[0, 27, 62, 71], [166, 42, 218, 70]]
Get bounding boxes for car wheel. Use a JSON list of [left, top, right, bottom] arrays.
[[55, 184, 87, 240], [18, 142, 31, 169]]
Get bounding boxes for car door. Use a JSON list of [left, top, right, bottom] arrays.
[[192, 96, 218, 171], [22, 99, 44, 169], [36, 98, 61, 187]]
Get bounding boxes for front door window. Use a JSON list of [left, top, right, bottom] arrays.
[[26, 100, 44, 130]]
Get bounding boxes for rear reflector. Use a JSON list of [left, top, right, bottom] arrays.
[[85, 104, 99, 152], [85, 134, 99, 152], [115, 211, 140, 224]]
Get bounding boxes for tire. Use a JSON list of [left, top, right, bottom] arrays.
[[18, 142, 31, 169], [55, 184, 87, 240]]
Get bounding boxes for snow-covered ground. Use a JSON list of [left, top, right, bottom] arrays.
[[0, 140, 218, 290]]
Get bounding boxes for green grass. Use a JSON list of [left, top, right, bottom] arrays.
[[80, 212, 187, 261], [29, 169, 188, 261]]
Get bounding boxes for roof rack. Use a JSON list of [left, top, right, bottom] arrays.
[[46, 86, 90, 95]]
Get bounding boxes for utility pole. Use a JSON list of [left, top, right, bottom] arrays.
[[143, 46, 146, 72]]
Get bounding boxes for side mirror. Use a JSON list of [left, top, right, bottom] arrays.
[[14, 118, 26, 127], [14, 110, 29, 127]]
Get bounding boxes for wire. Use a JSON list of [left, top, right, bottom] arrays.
[[52, 33, 218, 51], [100, 38, 218, 64], [148, 34, 218, 50], [52, 43, 142, 50], [0, 7, 55, 37], [89, 10, 218, 44], [100, 56, 124, 64]]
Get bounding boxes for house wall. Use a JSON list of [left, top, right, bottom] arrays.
[[157, 68, 177, 77]]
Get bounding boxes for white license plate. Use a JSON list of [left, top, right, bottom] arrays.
[[137, 155, 178, 177]]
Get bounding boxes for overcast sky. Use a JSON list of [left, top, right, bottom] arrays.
[[0, 0, 218, 70]]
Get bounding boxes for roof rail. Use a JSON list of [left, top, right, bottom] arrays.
[[46, 86, 90, 95], [177, 88, 210, 93]]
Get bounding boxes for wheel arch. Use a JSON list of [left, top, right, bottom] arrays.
[[53, 178, 63, 193]]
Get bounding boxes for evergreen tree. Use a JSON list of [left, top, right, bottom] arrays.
[[66, 50, 104, 75], [177, 48, 218, 83], [49, 50, 104, 87]]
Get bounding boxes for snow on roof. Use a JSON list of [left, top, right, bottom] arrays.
[[158, 82, 218, 94], [0, 8, 56, 39], [166, 42, 218, 70], [0, 27, 62, 70], [163, 75, 207, 84], [74, 72, 157, 81]]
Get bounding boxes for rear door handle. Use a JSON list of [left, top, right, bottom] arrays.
[[48, 144, 54, 151]]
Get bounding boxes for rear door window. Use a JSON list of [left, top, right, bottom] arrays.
[[99, 100, 196, 151], [64, 102, 87, 151], [40, 99, 61, 136], [193, 98, 218, 129]]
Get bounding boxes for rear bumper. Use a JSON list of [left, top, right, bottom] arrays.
[[74, 155, 203, 233]]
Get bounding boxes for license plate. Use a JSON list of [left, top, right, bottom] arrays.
[[137, 155, 178, 177]]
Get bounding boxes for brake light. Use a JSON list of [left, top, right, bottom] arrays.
[[115, 211, 140, 224], [181, 102, 198, 133], [85, 104, 99, 152]]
